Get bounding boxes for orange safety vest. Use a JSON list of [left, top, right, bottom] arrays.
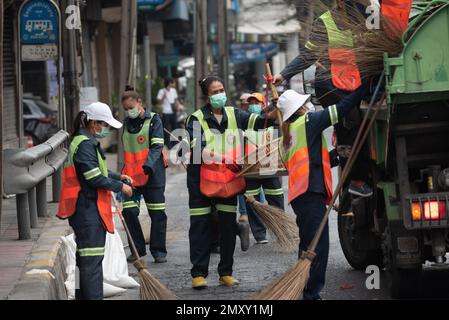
[[192, 107, 251, 198], [281, 114, 333, 204], [57, 135, 115, 233], [320, 11, 362, 92], [382, 0, 412, 38], [122, 113, 168, 187]]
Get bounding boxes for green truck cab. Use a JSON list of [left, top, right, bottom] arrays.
[[337, 1, 449, 298]]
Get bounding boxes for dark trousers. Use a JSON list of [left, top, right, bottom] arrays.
[[291, 192, 329, 301], [245, 178, 285, 241], [162, 113, 178, 148], [188, 179, 237, 278], [316, 81, 370, 183], [71, 223, 106, 300], [122, 186, 167, 259]]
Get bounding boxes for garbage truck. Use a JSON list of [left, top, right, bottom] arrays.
[[337, 1, 449, 298]]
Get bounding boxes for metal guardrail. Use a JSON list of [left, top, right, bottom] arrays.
[[2, 130, 69, 240]]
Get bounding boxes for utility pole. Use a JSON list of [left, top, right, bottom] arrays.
[[144, 22, 152, 112], [0, 0, 4, 224], [194, 0, 208, 108], [62, 0, 79, 133], [217, 0, 229, 90], [118, 0, 137, 170]]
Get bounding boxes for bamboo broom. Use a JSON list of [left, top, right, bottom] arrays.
[[255, 72, 386, 300], [112, 196, 177, 300]]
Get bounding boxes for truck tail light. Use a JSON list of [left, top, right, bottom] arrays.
[[411, 201, 446, 221]]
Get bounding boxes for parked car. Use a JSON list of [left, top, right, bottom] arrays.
[[23, 96, 59, 145]]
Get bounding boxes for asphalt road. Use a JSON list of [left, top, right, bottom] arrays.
[[108, 129, 449, 301]]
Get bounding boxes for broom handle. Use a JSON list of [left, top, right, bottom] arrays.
[[112, 195, 141, 260], [265, 63, 284, 136], [308, 73, 386, 253], [163, 128, 187, 170]]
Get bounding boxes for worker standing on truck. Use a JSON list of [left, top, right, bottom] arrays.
[[273, 0, 373, 198], [57, 102, 133, 300], [278, 80, 372, 300], [120, 86, 169, 264]]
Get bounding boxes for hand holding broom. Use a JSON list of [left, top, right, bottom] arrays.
[[112, 194, 177, 300]]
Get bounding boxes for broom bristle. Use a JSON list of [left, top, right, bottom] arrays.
[[246, 197, 298, 253], [134, 259, 177, 300], [254, 251, 315, 300]]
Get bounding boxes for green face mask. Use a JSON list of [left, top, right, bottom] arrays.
[[210, 93, 227, 109], [127, 106, 140, 119], [248, 104, 262, 114], [95, 126, 110, 139]]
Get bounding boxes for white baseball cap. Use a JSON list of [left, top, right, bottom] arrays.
[[82, 102, 122, 129], [240, 93, 252, 103], [278, 90, 311, 122]]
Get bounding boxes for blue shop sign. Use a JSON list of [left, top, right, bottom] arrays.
[[229, 43, 279, 65], [138, 0, 165, 11], [20, 0, 59, 45]]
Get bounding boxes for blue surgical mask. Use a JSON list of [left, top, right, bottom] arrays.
[[95, 126, 110, 139], [210, 93, 227, 109], [248, 104, 262, 114], [127, 106, 141, 119]]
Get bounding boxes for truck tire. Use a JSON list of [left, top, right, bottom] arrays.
[[338, 213, 384, 270], [382, 226, 422, 299]]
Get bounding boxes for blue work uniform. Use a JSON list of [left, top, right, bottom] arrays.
[[121, 111, 168, 260], [183, 104, 274, 278], [69, 128, 124, 300], [289, 84, 370, 300]]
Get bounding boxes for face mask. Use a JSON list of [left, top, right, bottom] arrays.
[[248, 104, 262, 114], [210, 93, 227, 109], [127, 106, 140, 119], [95, 126, 110, 139]]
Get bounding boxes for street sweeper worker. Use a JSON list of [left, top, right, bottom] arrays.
[[277, 80, 371, 300], [120, 86, 169, 264], [181, 75, 278, 290], [244, 92, 285, 245], [272, 0, 373, 199], [57, 102, 133, 300]]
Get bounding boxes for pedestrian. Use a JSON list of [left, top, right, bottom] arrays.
[[244, 93, 285, 245], [277, 80, 371, 300], [183, 75, 278, 289], [57, 102, 133, 300], [273, 0, 373, 198], [158, 77, 180, 149], [121, 86, 169, 264]]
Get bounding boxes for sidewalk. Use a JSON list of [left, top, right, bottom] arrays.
[[0, 179, 68, 300]]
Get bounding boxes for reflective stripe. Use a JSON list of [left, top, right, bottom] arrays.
[[264, 188, 284, 196], [146, 203, 166, 211], [190, 207, 212, 216], [83, 167, 102, 181], [78, 247, 105, 257], [123, 201, 139, 209], [248, 114, 258, 130], [245, 188, 261, 196], [216, 204, 237, 213], [329, 105, 339, 126], [305, 40, 318, 51], [151, 138, 165, 145], [190, 138, 196, 148]]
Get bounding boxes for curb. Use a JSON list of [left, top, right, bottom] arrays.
[[7, 218, 72, 300]]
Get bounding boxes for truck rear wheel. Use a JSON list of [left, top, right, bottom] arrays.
[[382, 226, 422, 299], [338, 213, 384, 270]]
